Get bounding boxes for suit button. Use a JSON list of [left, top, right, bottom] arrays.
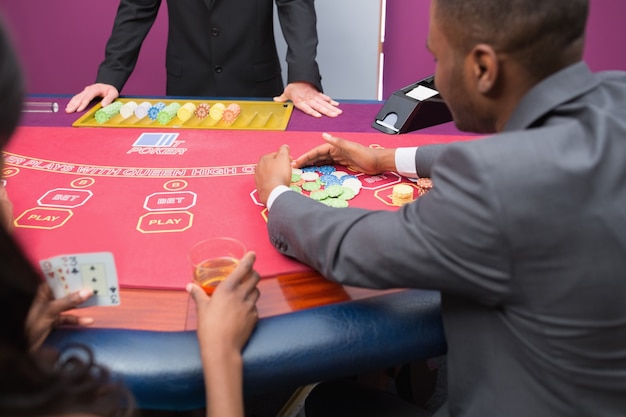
[[215, 65, 223, 73], [212, 27, 220, 36]]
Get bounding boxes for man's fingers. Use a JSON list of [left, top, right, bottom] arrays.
[[277, 144, 291, 158], [294, 100, 322, 118], [273, 94, 288, 103]]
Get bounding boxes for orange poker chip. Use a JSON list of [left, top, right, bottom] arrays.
[[416, 177, 433, 196], [416, 178, 433, 190], [195, 103, 210, 119], [222, 103, 241, 124]]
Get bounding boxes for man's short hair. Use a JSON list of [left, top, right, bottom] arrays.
[[434, 0, 589, 80]]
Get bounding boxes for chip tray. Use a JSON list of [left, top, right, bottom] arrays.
[[72, 98, 294, 131]]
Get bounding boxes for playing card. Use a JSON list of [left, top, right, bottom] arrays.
[[39, 252, 121, 308]]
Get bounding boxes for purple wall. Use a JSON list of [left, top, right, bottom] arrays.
[[1, 0, 625, 99], [0, 0, 168, 96], [383, 0, 626, 96]]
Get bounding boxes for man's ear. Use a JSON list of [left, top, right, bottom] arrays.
[[470, 44, 498, 94]]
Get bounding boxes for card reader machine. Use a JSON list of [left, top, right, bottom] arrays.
[[372, 75, 452, 134]]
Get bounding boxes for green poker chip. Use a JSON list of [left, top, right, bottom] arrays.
[[321, 197, 349, 208], [337, 186, 356, 200], [325, 184, 343, 197], [302, 181, 322, 191], [310, 190, 329, 201]]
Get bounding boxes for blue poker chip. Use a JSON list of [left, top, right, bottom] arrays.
[[301, 166, 318, 173], [318, 165, 336, 175], [340, 175, 359, 184], [147, 107, 160, 120], [320, 174, 341, 186], [147, 102, 165, 120]]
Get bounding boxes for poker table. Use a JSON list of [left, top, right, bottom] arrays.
[[6, 96, 475, 410]]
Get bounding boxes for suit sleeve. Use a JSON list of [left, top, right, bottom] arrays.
[[267, 141, 512, 306], [275, 0, 322, 91], [95, 0, 162, 91], [415, 144, 447, 178]]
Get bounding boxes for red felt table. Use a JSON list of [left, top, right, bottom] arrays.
[[6, 99, 478, 331], [5, 126, 470, 290]]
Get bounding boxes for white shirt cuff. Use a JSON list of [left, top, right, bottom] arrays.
[[395, 147, 419, 178], [266, 185, 292, 210]]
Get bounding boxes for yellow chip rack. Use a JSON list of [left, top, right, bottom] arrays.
[[72, 98, 294, 131]]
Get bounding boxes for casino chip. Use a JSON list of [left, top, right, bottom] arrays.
[[157, 102, 181, 125], [302, 181, 322, 191], [119, 101, 138, 119], [301, 171, 320, 182], [289, 165, 364, 208], [209, 103, 226, 121], [134, 101, 152, 120], [178, 102, 197, 122], [148, 102, 166, 120], [416, 178, 434, 195], [94, 101, 123, 124], [222, 103, 241, 124], [392, 183, 414, 206], [195, 103, 210, 119]]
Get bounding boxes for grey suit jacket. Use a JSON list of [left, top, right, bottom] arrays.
[[96, 0, 322, 97], [267, 62, 626, 416]]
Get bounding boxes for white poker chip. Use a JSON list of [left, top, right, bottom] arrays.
[[119, 101, 138, 119], [342, 177, 362, 191], [301, 171, 320, 181], [332, 171, 349, 178], [292, 168, 303, 175]]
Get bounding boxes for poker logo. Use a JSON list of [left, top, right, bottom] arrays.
[[127, 132, 188, 155]]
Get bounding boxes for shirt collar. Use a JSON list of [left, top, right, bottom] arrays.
[[504, 62, 599, 131]]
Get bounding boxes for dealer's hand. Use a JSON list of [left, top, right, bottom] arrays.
[[25, 283, 94, 351], [293, 132, 396, 175], [255, 144, 294, 205], [65, 83, 120, 113], [274, 82, 342, 118]]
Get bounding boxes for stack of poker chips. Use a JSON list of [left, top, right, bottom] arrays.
[[195, 103, 210, 119], [157, 102, 181, 125], [94, 101, 123, 124], [416, 178, 433, 196], [177, 102, 197, 122], [290, 165, 362, 208], [119, 101, 138, 119], [222, 103, 241, 124], [147, 102, 166, 120], [134, 101, 152, 120], [391, 183, 415, 206], [209, 102, 226, 121]]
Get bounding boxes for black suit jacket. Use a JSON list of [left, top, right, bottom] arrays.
[[96, 0, 322, 97]]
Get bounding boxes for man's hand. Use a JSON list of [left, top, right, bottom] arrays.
[[187, 252, 260, 353], [25, 284, 94, 351], [274, 82, 342, 118], [65, 83, 120, 113], [293, 132, 396, 175], [255, 144, 294, 205]]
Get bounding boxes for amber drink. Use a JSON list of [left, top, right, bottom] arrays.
[[194, 257, 239, 294], [188, 237, 246, 295]]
